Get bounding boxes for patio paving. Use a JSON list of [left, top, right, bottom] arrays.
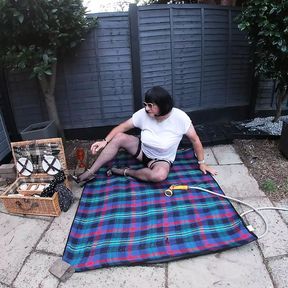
[[0, 144, 287, 288]]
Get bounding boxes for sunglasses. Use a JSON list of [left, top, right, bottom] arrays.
[[143, 102, 155, 109]]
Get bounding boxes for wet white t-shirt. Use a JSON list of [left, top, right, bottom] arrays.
[[132, 108, 192, 162]]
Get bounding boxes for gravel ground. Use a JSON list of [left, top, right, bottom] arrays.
[[233, 138, 288, 201], [233, 116, 288, 201], [240, 115, 288, 135]]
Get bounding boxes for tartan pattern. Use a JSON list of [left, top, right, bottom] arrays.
[[63, 149, 257, 271]]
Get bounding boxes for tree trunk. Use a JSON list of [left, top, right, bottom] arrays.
[[38, 62, 65, 138], [273, 83, 288, 122]]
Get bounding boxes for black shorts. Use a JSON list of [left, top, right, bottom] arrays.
[[133, 140, 172, 168]]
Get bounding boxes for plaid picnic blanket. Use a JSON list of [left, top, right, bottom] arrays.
[[63, 149, 257, 271]]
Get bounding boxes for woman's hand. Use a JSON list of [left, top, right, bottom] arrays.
[[199, 163, 217, 175], [90, 139, 108, 155]]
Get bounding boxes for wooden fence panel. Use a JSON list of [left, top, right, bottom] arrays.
[[138, 7, 173, 95], [172, 7, 202, 110], [6, 4, 259, 134], [136, 5, 251, 112]]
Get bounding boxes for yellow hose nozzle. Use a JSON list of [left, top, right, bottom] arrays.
[[164, 189, 173, 197], [164, 185, 189, 197], [170, 185, 189, 190]]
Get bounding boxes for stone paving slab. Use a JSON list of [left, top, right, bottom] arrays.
[[168, 242, 273, 288], [69, 181, 83, 200], [0, 186, 9, 214], [211, 145, 243, 165], [267, 256, 288, 288], [203, 147, 217, 165], [0, 214, 50, 286], [241, 197, 288, 258], [273, 199, 288, 224], [59, 266, 166, 288], [213, 164, 266, 198], [13, 252, 59, 288], [37, 201, 79, 255], [0, 199, 6, 213]]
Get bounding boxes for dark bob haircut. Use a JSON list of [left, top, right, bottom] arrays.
[[144, 86, 174, 116]]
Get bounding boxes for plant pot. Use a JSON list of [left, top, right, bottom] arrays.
[[21, 120, 58, 140], [221, 0, 236, 6], [279, 119, 288, 159]]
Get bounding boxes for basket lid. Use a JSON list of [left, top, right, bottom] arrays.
[[11, 138, 68, 178]]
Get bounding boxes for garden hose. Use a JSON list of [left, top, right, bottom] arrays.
[[164, 185, 288, 239]]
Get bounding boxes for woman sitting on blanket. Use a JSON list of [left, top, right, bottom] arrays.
[[73, 86, 217, 186]]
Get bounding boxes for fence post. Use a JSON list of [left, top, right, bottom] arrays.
[[129, 4, 142, 112]]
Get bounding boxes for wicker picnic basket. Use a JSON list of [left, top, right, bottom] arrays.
[[0, 138, 69, 217]]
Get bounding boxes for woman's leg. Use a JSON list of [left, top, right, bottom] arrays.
[[77, 133, 140, 181], [112, 161, 171, 182]]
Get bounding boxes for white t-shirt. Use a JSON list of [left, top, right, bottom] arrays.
[[132, 108, 192, 162]]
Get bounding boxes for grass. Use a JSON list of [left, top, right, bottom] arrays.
[[261, 179, 277, 193]]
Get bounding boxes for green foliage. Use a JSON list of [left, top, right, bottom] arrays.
[[261, 179, 277, 193], [0, 0, 96, 79], [237, 0, 288, 83]]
